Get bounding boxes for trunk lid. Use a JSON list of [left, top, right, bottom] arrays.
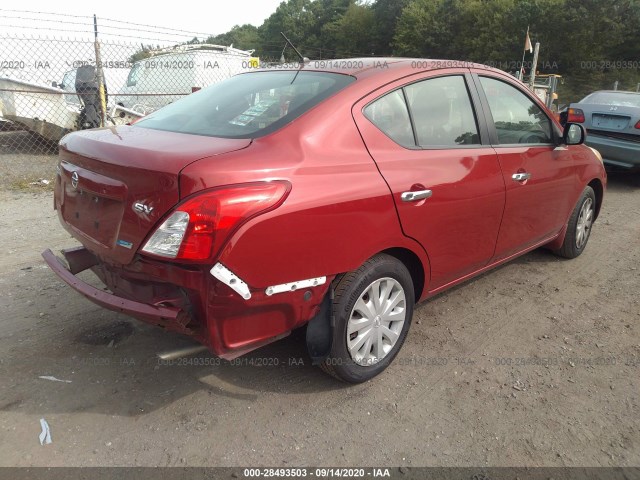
[[56, 125, 251, 265], [579, 104, 640, 133], [590, 112, 631, 131]]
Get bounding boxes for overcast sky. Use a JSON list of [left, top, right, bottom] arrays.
[[0, 0, 285, 43]]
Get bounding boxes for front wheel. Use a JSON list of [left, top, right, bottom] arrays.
[[555, 186, 596, 259], [320, 254, 414, 383]]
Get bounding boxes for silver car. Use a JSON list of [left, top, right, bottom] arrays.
[[564, 90, 640, 170]]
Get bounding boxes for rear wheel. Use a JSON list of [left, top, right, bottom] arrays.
[[555, 186, 596, 259], [320, 254, 414, 383]]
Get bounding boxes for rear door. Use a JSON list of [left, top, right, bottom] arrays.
[[353, 70, 505, 290], [473, 73, 576, 261]]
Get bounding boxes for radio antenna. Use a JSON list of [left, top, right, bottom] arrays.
[[280, 32, 308, 64]]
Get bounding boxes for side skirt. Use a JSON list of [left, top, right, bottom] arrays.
[[424, 232, 562, 299]]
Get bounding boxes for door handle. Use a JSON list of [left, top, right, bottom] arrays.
[[401, 190, 432, 202], [512, 172, 532, 182]]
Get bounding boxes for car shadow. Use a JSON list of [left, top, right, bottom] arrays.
[[0, 313, 351, 418], [605, 170, 640, 191]]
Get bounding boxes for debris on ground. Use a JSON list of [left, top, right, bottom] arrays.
[[39, 418, 52, 445], [38, 375, 72, 383]]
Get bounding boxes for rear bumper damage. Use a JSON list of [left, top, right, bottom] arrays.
[[42, 247, 333, 360], [42, 247, 186, 328]]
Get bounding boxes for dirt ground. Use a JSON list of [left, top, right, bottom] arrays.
[[0, 130, 639, 468]]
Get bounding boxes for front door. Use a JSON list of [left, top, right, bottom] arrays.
[[473, 74, 576, 260]]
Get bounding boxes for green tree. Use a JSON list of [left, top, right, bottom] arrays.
[[329, 2, 377, 56], [205, 24, 260, 51], [393, 0, 450, 57], [371, 0, 410, 54], [259, 0, 317, 60]]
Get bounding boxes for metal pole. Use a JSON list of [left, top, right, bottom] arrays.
[[519, 26, 529, 81], [93, 15, 107, 127], [613, 81, 619, 91], [528, 42, 540, 91], [637, 83, 640, 92], [546, 76, 557, 109]]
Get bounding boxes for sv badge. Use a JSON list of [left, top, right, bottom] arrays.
[[133, 202, 154, 215]]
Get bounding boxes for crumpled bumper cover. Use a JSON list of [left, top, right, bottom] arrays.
[[42, 247, 332, 360], [42, 247, 182, 325]]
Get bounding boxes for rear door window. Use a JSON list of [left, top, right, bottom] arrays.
[[363, 75, 481, 148], [363, 90, 414, 147], [405, 76, 480, 147]]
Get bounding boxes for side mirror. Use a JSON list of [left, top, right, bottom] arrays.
[[562, 123, 585, 146]]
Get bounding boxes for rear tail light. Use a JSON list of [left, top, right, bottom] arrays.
[[567, 108, 585, 123], [141, 181, 290, 261], [635, 120, 640, 129]]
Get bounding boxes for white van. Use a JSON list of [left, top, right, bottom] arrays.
[[114, 44, 259, 114]]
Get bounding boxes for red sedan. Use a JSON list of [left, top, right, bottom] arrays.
[[43, 59, 606, 383]]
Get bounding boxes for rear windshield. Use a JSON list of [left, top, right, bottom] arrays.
[[580, 91, 640, 108], [134, 70, 355, 138]]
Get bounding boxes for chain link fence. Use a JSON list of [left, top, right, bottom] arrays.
[[0, 33, 260, 154]]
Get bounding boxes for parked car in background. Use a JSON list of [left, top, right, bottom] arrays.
[[43, 59, 606, 383], [563, 90, 640, 170]]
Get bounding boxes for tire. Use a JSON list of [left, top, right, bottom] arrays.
[[319, 254, 414, 383], [555, 186, 596, 259]]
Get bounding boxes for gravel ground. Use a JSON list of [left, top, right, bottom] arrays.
[[0, 131, 58, 191], [0, 131, 639, 467]]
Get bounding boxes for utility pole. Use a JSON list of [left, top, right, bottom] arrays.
[[93, 15, 107, 127], [528, 42, 540, 91]]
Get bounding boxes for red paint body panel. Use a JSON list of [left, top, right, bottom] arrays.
[[491, 145, 577, 260], [45, 59, 606, 359], [351, 69, 505, 289], [56, 128, 250, 265], [42, 248, 183, 325]]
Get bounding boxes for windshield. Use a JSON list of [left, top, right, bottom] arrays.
[[134, 70, 355, 139], [580, 91, 640, 108]]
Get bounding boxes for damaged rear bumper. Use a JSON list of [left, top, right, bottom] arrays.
[[42, 247, 185, 328], [42, 247, 333, 360]]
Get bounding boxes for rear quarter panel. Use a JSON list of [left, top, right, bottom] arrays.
[[179, 88, 431, 354], [179, 89, 431, 291]]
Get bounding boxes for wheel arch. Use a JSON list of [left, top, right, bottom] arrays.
[[546, 178, 604, 252], [381, 247, 427, 302], [588, 178, 604, 220]]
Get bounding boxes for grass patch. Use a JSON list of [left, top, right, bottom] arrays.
[[9, 176, 55, 192]]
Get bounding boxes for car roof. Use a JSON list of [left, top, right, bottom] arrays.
[[587, 90, 640, 95], [257, 57, 508, 80]]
